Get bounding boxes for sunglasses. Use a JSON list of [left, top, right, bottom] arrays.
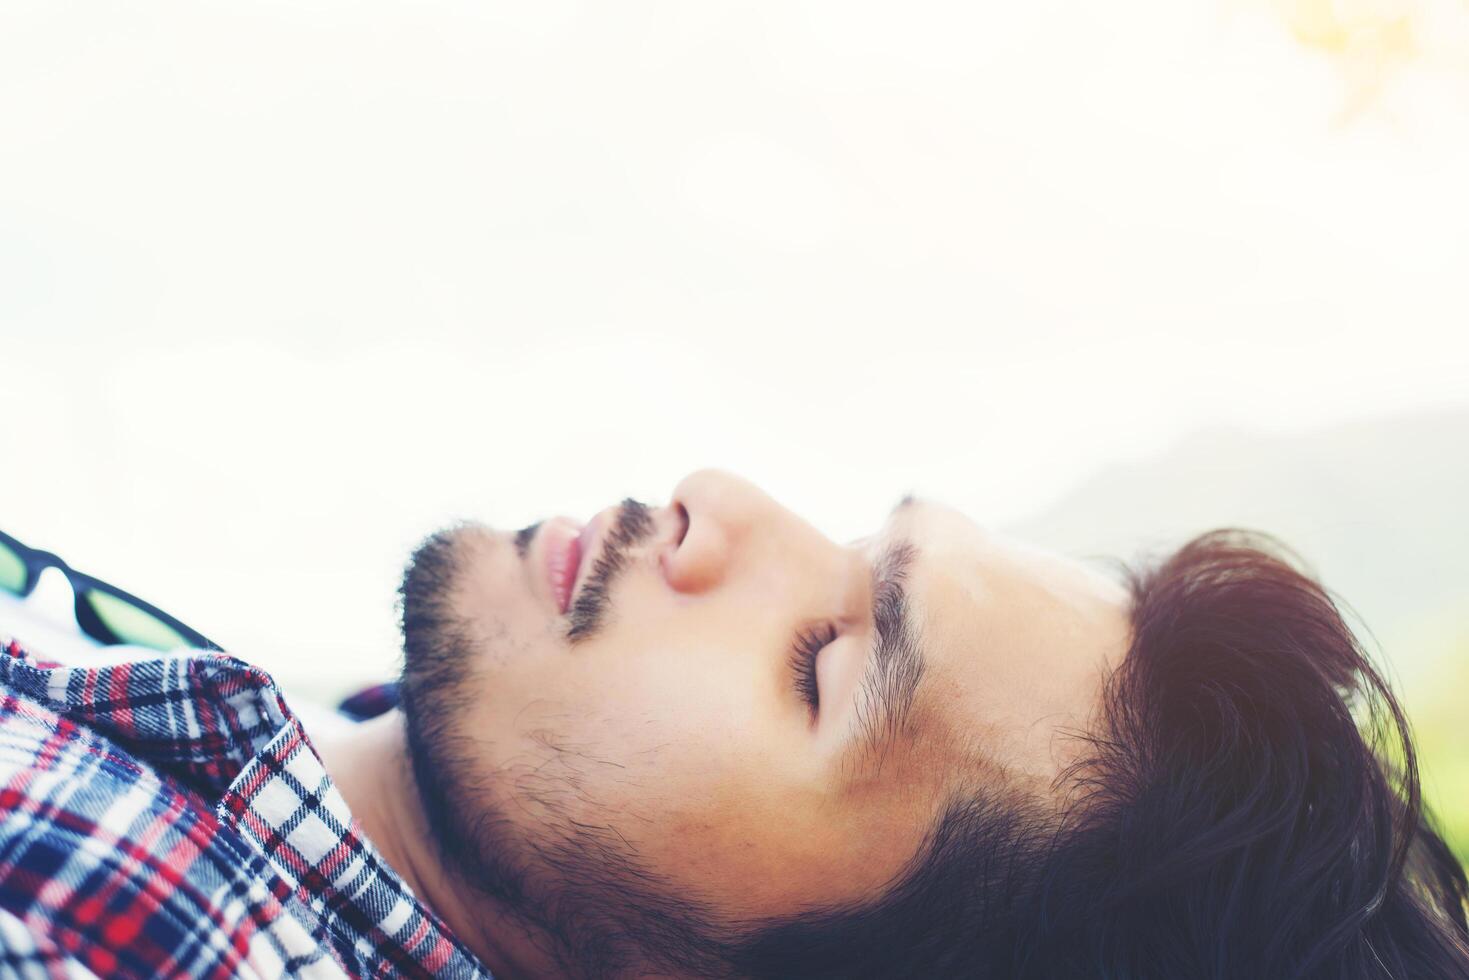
[[0, 528, 220, 653]]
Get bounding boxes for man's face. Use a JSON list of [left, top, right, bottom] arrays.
[[400, 469, 1130, 929]]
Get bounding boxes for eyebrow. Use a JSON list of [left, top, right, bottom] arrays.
[[844, 495, 926, 781]]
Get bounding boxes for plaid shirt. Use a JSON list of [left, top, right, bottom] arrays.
[[0, 637, 494, 979]]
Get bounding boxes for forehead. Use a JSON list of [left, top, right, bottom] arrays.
[[879, 500, 1132, 793]]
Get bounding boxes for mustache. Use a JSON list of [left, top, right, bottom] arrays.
[[566, 498, 654, 644]]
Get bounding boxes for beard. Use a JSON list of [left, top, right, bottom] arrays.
[[396, 525, 524, 898], [395, 522, 733, 979]]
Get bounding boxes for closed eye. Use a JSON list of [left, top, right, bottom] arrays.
[[789, 622, 837, 716]]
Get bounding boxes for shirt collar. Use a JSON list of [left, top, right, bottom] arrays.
[[0, 640, 493, 978]]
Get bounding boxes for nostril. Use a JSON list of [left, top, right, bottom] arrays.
[[673, 503, 690, 547]]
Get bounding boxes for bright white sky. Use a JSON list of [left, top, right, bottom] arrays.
[[3, 1, 1467, 696]]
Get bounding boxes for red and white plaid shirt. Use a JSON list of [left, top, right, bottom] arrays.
[[0, 637, 494, 978]]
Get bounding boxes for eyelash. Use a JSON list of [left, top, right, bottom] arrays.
[[789, 622, 838, 713]]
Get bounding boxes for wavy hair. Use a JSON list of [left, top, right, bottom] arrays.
[[726, 531, 1469, 979]]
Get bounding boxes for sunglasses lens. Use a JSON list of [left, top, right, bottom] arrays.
[[0, 541, 27, 596], [81, 590, 190, 651]]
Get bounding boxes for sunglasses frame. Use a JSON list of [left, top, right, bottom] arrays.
[[0, 528, 221, 652]]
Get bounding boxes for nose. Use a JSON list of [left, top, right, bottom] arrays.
[[663, 468, 829, 595]]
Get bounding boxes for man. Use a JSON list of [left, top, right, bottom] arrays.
[[1, 469, 1466, 978]]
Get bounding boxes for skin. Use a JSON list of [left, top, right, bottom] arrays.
[[316, 469, 1132, 978]]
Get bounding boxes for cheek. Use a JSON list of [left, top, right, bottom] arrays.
[[464, 636, 781, 813], [449, 598, 901, 911], [457, 640, 930, 918], [558, 667, 856, 914], [569, 651, 781, 803]]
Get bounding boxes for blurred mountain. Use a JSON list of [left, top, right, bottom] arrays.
[[1008, 408, 1469, 696]]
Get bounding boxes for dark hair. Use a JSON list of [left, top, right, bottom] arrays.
[[722, 530, 1469, 979]]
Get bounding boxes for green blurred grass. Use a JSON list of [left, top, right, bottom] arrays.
[[1422, 745, 1468, 865], [1413, 632, 1468, 867]]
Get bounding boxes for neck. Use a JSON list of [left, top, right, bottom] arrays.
[[311, 710, 564, 979]]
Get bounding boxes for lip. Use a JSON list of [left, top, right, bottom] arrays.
[[567, 510, 612, 606], [542, 519, 585, 614]]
